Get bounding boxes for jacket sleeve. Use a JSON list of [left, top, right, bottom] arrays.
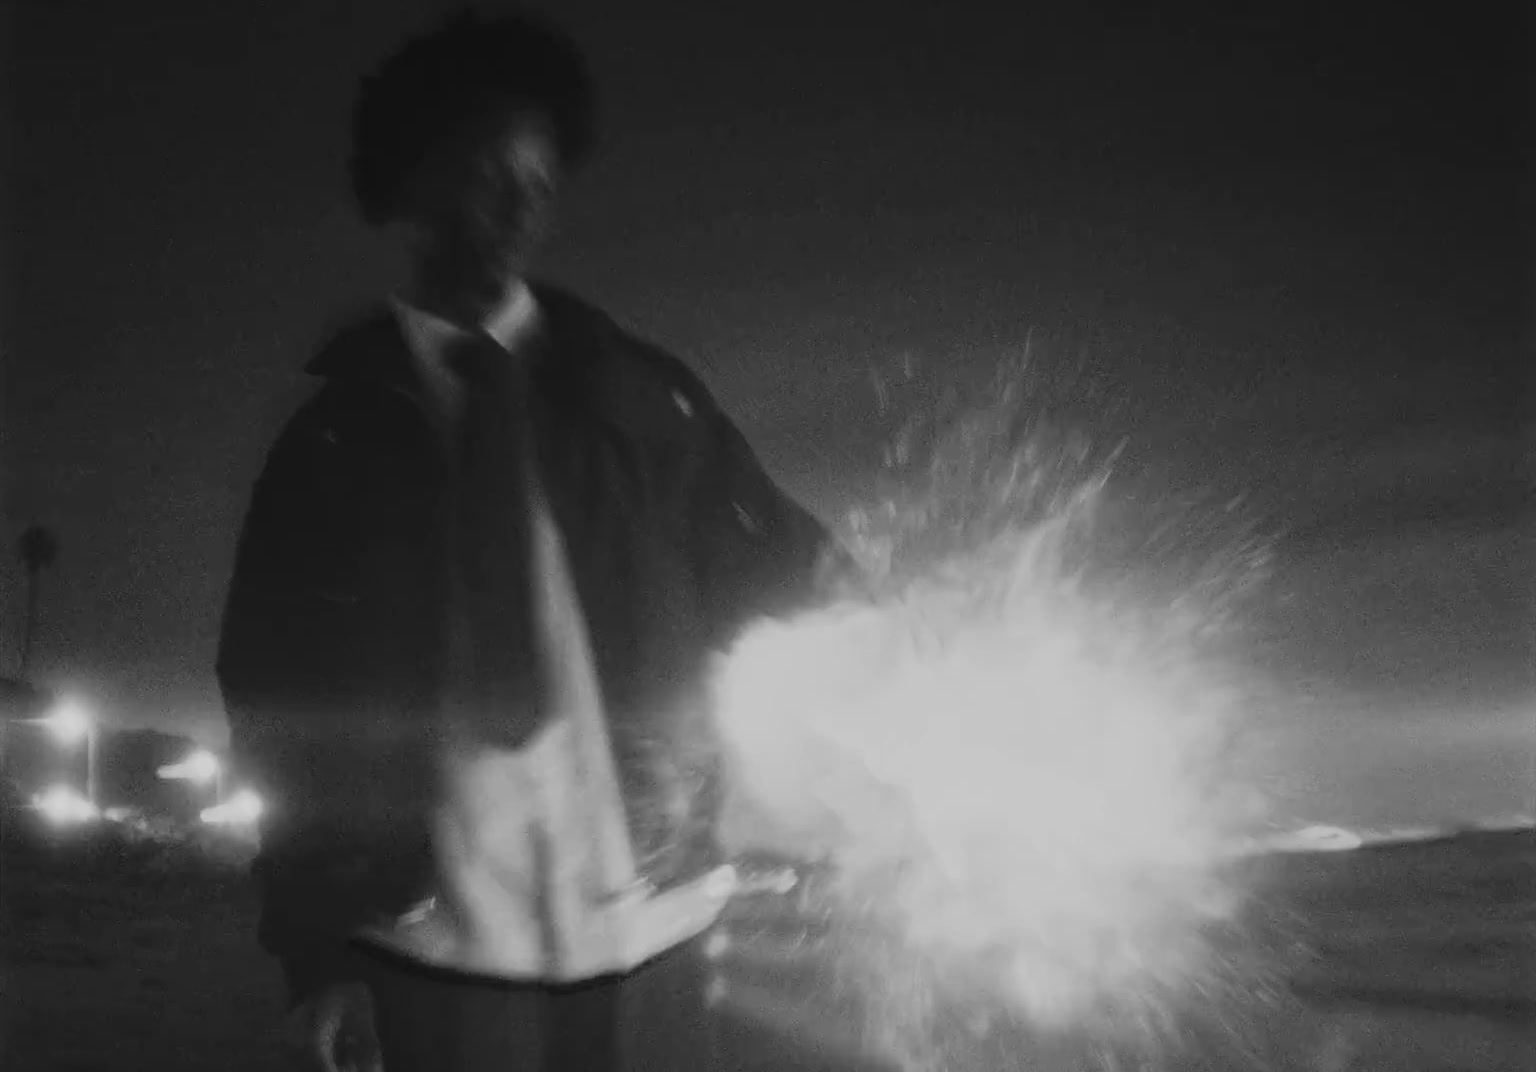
[[216, 395, 431, 1006], [692, 405, 858, 643]]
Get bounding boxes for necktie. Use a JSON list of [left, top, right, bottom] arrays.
[[444, 331, 549, 748]]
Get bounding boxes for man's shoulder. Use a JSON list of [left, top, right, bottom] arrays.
[[532, 282, 725, 423], [254, 309, 412, 464], [302, 304, 406, 379], [293, 286, 733, 442], [302, 287, 715, 403]]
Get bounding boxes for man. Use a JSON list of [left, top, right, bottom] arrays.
[[217, 10, 839, 1071]]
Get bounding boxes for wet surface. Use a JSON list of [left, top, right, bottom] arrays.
[[3, 828, 1530, 1070]]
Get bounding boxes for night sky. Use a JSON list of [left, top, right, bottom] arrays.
[[3, 1, 1529, 828]]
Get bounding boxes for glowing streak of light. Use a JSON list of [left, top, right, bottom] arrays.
[[200, 787, 264, 825], [158, 748, 221, 783]]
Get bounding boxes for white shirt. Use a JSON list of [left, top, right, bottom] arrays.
[[389, 283, 541, 423], [356, 289, 735, 981]]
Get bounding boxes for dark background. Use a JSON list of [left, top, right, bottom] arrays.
[[2, 0, 1529, 829]]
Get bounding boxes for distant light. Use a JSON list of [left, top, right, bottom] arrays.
[[1265, 824, 1364, 853], [227, 789, 264, 823], [41, 699, 92, 746], [1367, 824, 1443, 846], [158, 748, 222, 784], [30, 783, 99, 825], [704, 977, 728, 1008], [703, 929, 731, 961], [200, 787, 263, 826]]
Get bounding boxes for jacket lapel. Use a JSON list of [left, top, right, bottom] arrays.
[[527, 322, 644, 706]]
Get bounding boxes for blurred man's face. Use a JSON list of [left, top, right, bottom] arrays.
[[403, 103, 562, 301]]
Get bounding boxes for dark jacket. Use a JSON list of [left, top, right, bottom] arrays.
[[216, 284, 835, 1003]]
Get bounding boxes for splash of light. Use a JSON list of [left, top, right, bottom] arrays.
[[711, 348, 1281, 1070]]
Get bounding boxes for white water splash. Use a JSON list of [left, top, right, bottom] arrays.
[[712, 349, 1281, 1070]]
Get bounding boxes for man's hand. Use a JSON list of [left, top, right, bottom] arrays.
[[286, 980, 383, 1072]]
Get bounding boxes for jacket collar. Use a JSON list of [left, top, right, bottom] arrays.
[[305, 281, 617, 388]]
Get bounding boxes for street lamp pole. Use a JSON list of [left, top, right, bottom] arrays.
[[85, 724, 99, 809], [36, 698, 98, 811]]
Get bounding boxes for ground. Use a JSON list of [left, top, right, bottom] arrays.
[[1, 822, 1531, 1071]]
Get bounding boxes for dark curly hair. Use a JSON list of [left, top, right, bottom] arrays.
[[349, 8, 596, 226]]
